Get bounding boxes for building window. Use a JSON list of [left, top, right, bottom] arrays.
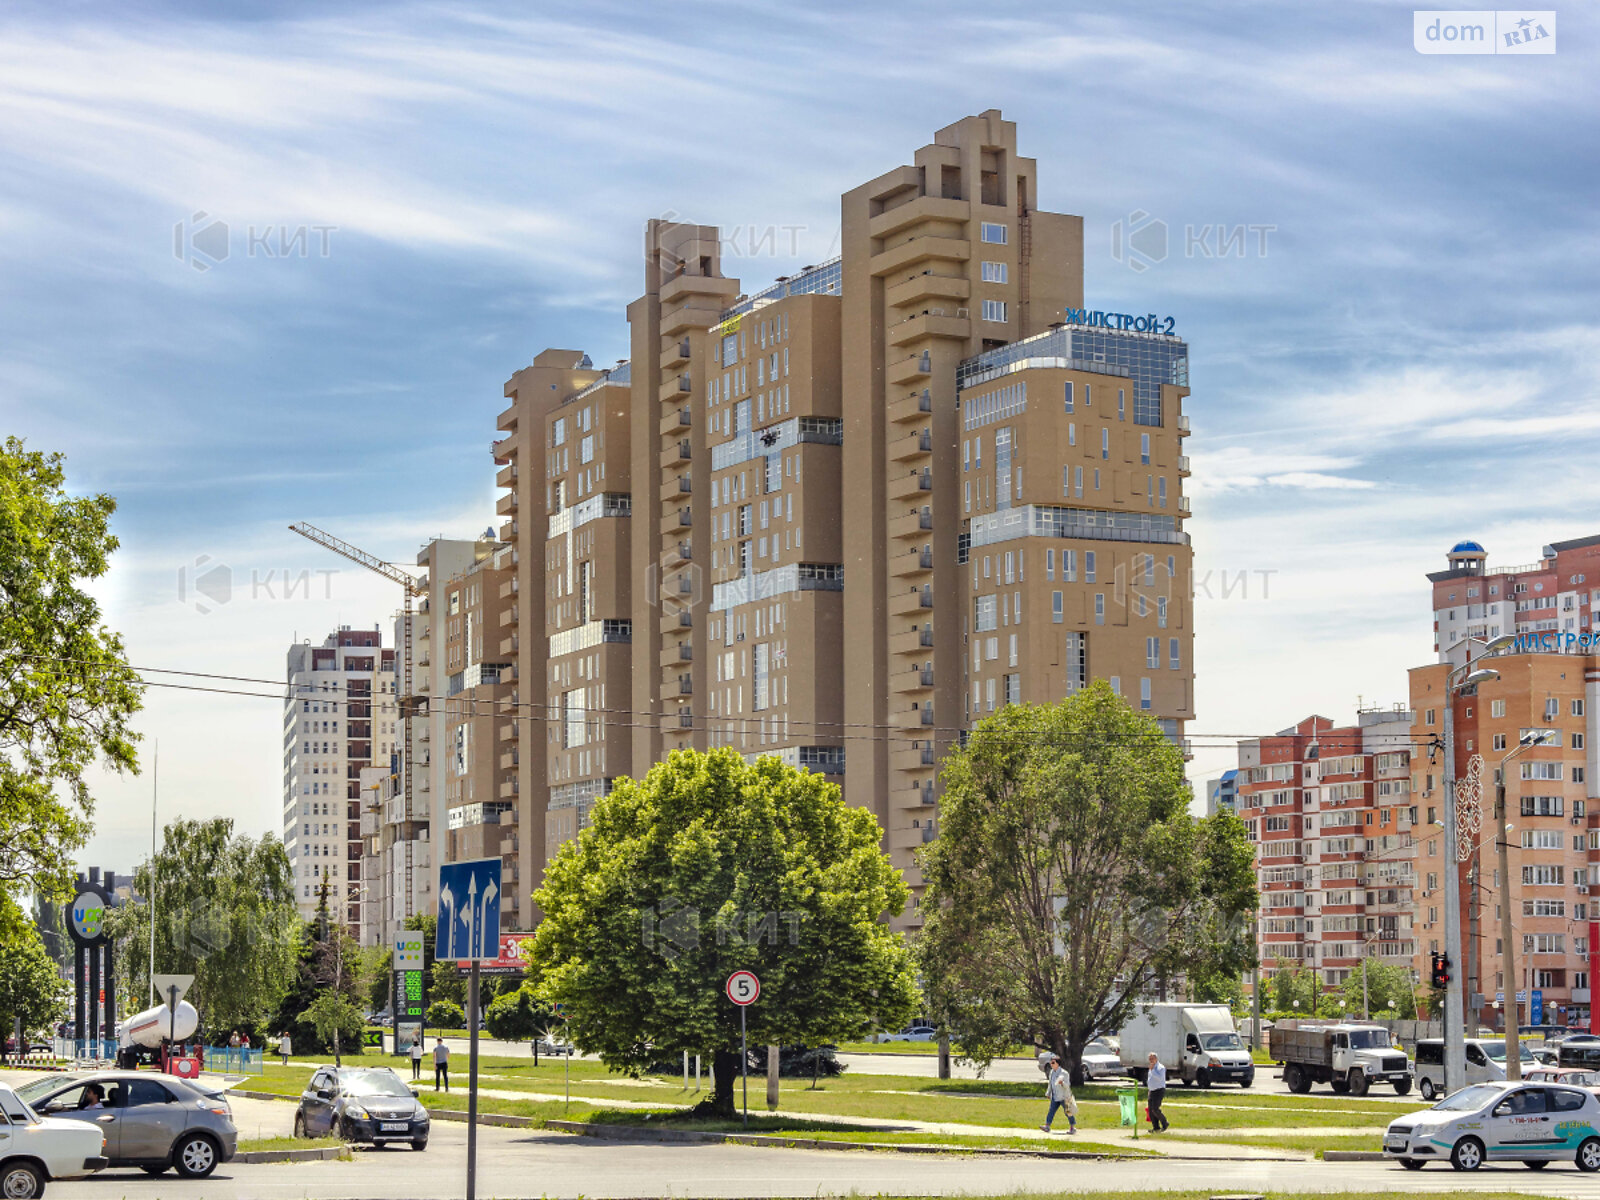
[[1140, 678, 1151, 710], [1169, 638, 1181, 669], [1085, 552, 1096, 583], [981, 299, 1008, 323], [981, 261, 1008, 283], [1101, 429, 1110, 460], [980, 222, 1007, 244], [1064, 382, 1074, 412], [1094, 594, 1105, 625], [1140, 433, 1150, 465], [1052, 591, 1064, 623], [1062, 549, 1076, 581], [1490, 698, 1505, 718], [1064, 632, 1086, 692], [1146, 637, 1159, 668]]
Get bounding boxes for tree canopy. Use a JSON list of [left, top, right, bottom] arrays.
[[0, 911, 68, 1038], [0, 438, 142, 927], [528, 747, 917, 1115], [917, 683, 1258, 1083], [108, 817, 299, 1036]]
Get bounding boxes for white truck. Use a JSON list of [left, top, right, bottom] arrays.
[[0, 1082, 109, 1198], [1269, 1021, 1413, 1096], [1117, 1003, 1255, 1088]]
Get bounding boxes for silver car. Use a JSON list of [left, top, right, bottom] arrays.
[[16, 1071, 238, 1178]]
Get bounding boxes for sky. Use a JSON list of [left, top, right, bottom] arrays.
[[2, 0, 1596, 870]]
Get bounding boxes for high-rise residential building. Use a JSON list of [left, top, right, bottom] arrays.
[[1413, 535, 1600, 1031], [1235, 709, 1418, 989], [283, 626, 397, 930], [490, 110, 1195, 925]]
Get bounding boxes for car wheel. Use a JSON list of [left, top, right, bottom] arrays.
[[0, 1162, 45, 1199], [1450, 1136, 1485, 1171], [1196, 1069, 1211, 1089], [1393, 1078, 1412, 1096], [411, 1138, 428, 1151], [1398, 1158, 1424, 1171], [1420, 1078, 1436, 1101], [293, 1112, 306, 1139], [1330, 1078, 1350, 1095], [1524, 1159, 1550, 1170], [1577, 1137, 1600, 1173], [1348, 1070, 1369, 1097], [175, 1133, 220, 1179]]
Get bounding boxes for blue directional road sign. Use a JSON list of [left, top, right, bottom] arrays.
[[436, 858, 502, 963]]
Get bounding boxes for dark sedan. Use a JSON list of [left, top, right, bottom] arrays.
[[15, 1071, 237, 1178], [294, 1066, 429, 1150]]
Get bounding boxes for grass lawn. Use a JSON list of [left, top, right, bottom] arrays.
[[238, 1135, 344, 1152], [248, 1053, 1396, 1144], [967, 1194, 1549, 1200], [1161, 1131, 1383, 1157]]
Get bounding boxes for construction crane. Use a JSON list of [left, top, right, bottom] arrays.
[[289, 522, 427, 922]]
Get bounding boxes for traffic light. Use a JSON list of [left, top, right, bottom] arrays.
[[1430, 952, 1451, 988]]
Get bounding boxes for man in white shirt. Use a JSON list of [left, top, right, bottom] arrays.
[[1145, 1052, 1169, 1132]]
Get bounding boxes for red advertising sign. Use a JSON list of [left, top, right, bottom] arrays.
[[458, 931, 535, 976]]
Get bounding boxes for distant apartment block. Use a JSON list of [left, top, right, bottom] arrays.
[[283, 626, 397, 930]]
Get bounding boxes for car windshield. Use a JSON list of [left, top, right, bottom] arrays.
[[1200, 1033, 1242, 1051], [14, 1076, 78, 1105], [343, 1071, 412, 1098], [1431, 1084, 1502, 1113], [1348, 1030, 1391, 1049], [1481, 1041, 1536, 1063]]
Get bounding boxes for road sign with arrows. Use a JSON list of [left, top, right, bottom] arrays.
[[436, 858, 503, 962]]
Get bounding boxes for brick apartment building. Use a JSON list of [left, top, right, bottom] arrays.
[[467, 110, 1196, 926]]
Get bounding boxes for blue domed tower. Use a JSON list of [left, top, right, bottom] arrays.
[[1446, 540, 1487, 575]]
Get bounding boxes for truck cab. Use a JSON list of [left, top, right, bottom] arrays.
[[1180, 1023, 1255, 1088]]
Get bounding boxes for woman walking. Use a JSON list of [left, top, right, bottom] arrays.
[[1039, 1054, 1077, 1134]]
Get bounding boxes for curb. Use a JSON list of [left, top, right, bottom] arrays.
[[545, 1119, 1198, 1160], [236, 1145, 350, 1164], [1322, 1150, 1387, 1162]]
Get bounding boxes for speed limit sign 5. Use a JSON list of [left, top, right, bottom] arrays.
[[725, 970, 760, 1006]]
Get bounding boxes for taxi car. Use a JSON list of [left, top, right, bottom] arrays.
[[1384, 1080, 1600, 1171]]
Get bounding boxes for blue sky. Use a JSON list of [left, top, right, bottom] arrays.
[[2, 1, 1596, 865]]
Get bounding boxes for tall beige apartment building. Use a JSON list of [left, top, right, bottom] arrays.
[[489, 111, 1195, 923]]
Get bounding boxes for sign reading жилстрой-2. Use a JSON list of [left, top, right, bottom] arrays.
[[436, 858, 502, 963], [1064, 308, 1176, 335]]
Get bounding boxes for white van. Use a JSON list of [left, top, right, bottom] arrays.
[[1414, 1037, 1540, 1100]]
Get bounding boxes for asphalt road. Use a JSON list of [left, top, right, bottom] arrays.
[[44, 1114, 1600, 1200]]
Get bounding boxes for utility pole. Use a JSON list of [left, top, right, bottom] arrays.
[[1440, 701, 1467, 1095], [1496, 771, 1521, 1081], [1466, 860, 1480, 1034]]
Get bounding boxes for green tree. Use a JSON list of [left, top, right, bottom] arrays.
[[359, 944, 392, 1015], [917, 684, 1259, 1085], [0, 910, 68, 1043], [425, 999, 464, 1029], [307, 874, 365, 1065], [1267, 961, 1321, 1014], [485, 985, 550, 1042], [529, 748, 917, 1117], [106, 817, 299, 1036], [0, 439, 142, 930], [1339, 961, 1418, 1018]]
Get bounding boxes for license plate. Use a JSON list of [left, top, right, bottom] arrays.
[[381, 1122, 408, 1131], [1385, 1140, 1407, 1152]]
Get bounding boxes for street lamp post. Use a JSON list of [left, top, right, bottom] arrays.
[[1439, 634, 1514, 1094], [1497, 728, 1558, 1083]]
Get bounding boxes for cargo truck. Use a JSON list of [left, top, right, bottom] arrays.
[[1117, 1003, 1255, 1088], [1269, 1021, 1413, 1095]]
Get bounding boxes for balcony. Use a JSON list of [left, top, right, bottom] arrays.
[[662, 337, 690, 369], [890, 429, 933, 461], [661, 406, 691, 435], [1178, 414, 1192, 436], [885, 269, 971, 310], [888, 310, 970, 348], [678, 710, 695, 729], [678, 507, 693, 527], [889, 507, 933, 541], [1178, 455, 1191, 476], [890, 626, 933, 656], [888, 388, 934, 425], [887, 469, 933, 503], [677, 674, 694, 696], [1178, 496, 1192, 515], [887, 350, 934, 386], [868, 234, 971, 279], [868, 195, 970, 240], [890, 586, 935, 617], [891, 546, 934, 579], [676, 540, 692, 562], [496, 491, 517, 515]]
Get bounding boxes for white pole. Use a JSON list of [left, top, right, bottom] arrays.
[[149, 740, 158, 1004]]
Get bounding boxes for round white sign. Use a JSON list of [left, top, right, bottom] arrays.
[[725, 970, 760, 1006]]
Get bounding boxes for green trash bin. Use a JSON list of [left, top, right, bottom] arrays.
[[1117, 1087, 1139, 1138]]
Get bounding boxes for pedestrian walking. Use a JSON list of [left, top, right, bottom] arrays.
[[1145, 1051, 1170, 1132], [1039, 1054, 1077, 1134], [433, 1037, 450, 1092], [410, 1036, 424, 1080], [228, 1030, 241, 1050], [278, 1031, 292, 1067]]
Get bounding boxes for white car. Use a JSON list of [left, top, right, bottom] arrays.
[[0, 1082, 109, 1197], [1081, 1041, 1123, 1080], [1384, 1080, 1600, 1172]]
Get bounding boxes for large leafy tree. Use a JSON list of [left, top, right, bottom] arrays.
[[529, 748, 918, 1116], [0, 910, 68, 1041], [107, 817, 299, 1036], [1339, 961, 1419, 1018], [0, 438, 142, 927], [918, 683, 1258, 1084]]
